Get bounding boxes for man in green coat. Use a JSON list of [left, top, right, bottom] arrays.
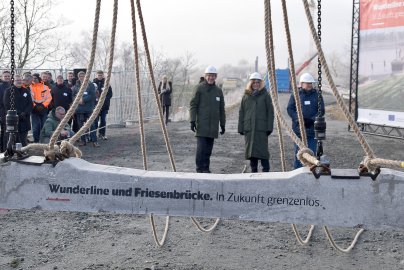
[[238, 72, 274, 172], [40, 106, 74, 143], [190, 65, 226, 173]]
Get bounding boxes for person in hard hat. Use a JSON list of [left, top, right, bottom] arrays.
[[158, 75, 172, 125], [287, 72, 325, 169], [189, 65, 226, 173], [238, 72, 274, 173]]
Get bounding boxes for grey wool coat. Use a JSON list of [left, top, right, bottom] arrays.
[[238, 86, 274, 160]]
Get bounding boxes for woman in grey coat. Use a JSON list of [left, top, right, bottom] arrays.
[[238, 72, 274, 173], [158, 75, 172, 125]]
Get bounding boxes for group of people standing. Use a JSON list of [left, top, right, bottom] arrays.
[[189, 65, 324, 173], [0, 69, 113, 150], [0, 65, 323, 172]]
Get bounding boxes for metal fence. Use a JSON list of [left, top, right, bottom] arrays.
[[0, 68, 196, 126]]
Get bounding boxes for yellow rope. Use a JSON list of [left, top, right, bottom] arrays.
[[130, 0, 147, 171], [135, 0, 174, 247], [291, 224, 315, 245], [135, 0, 176, 172], [263, 0, 319, 168], [301, 0, 367, 252], [190, 217, 220, 233], [280, 0, 308, 148], [265, 0, 318, 245], [301, 0, 376, 161], [324, 226, 365, 253], [49, 0, 102, 152], [69, 0, 118, 145], [149, 215, 170, 247]]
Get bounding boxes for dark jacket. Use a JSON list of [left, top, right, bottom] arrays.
[[72, 81, 96, 114], [238, 86, 274, 160], [287, 88, 325, 138], [51, 83, 73, 112], [63, 79, 76, 89], [4, 85, 33, 132], [93, 78, 113, 112], [190, 81, 226, 138], [0, 81, 10, 119], [158, 81, 172, 106]]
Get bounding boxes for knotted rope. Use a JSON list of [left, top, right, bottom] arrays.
[[265, 0, 316, 246]]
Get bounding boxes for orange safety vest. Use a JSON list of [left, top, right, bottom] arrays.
[[31, 82, 52, 108]]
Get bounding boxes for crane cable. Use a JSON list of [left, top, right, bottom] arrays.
[[280, 0, 316, 245], [301, 0, 366, 252], [9, 0, 15, 110]]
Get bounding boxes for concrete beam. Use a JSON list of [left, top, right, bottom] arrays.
[[0, 157, 403, 230]]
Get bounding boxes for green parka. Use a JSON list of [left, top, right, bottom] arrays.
[[40, 110, 73, 142], [238, 86, 274, 159], [190, 81, 226, 138]]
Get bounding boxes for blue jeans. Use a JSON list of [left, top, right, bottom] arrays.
[[294, 137, 317, 169], [93, 110, 108, 136], [76, 113, 97, 143], [31, 112, 47, 143]]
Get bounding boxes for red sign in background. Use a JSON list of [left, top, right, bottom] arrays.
[[360, 0, 404, 30]]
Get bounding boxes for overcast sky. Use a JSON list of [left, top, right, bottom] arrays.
[[56, 0, 353, 69]]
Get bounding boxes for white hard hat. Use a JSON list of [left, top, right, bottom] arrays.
[[299, 73, 316, 83], [204, 65, 218, 74], [249, 72, 262, 81]]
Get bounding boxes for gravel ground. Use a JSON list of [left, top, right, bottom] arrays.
[[1, 93, 404, 270]]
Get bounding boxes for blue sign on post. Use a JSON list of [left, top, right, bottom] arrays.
[[265, 68, 291, 92]]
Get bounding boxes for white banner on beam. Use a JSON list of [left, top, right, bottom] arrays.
[[0, 158, 404, 230]]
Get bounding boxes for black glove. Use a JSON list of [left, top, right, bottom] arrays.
[[33, 102, 46, 113], [239, 131, 244, 135], [303, 118, 314, 128], [220, 126, 225, 135], [266, 131, 272, 136], [190, 121, 196, 132]]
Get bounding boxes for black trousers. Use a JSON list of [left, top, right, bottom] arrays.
[[162, 105, 170, 124], [250, 157, 270, 172], [196, 136, 215, 173], [0, 121, 5, 152]]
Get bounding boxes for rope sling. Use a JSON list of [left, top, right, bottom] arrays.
[[4, 0, 404, 251], [131, 0, 220, 246]]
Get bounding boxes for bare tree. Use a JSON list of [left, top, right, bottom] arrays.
[[0, 0, 64, 68], [67, 29, 113, 71]]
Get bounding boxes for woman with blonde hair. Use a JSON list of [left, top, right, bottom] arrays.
[[158, 75, 173, 125], [238, 72, 274, 173]]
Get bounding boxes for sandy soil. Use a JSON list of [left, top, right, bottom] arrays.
[[1, 93, 404, 270]]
